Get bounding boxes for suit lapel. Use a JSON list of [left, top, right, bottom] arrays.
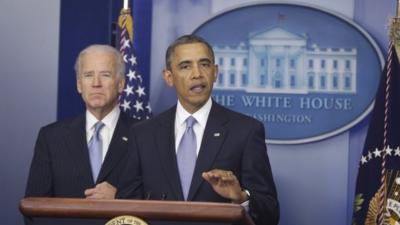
[[97, 112, 130, 183], [156, 107, 185, 200], [65, 115, 94, 187], [187, 103, 229, 200]]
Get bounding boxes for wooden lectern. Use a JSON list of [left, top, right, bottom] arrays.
[[20, 197, 255, 225]]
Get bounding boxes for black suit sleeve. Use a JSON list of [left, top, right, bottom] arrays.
[[114, 149, 143, 199], [25, 127, 53, 197], [115, 126, 143, 199], [24, 128, 54, 225], [242, 122, 279, 225]]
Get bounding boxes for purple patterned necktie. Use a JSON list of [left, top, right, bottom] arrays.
[[177, 116, 197, 200], [88, 121, 105, 183]]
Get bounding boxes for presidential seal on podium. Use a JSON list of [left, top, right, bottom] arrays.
[[106, 215, 148, 225]]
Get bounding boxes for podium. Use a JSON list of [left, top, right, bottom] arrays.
[[20, 197, 255, 225]]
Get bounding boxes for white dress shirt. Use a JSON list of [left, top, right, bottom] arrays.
[[174, 97, 212, 154], [86, 106, 120, 162], [174, 98, 250, 208]]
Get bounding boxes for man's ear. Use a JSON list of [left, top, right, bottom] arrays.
[[77, 77, 82, 94], [118, 76, 125, 93], [213, 64, 219, 83], [162, 69, 174, 87]]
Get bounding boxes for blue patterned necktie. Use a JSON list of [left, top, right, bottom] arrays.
[[177, 116, 197, 200], [88, 121, 105, 183]]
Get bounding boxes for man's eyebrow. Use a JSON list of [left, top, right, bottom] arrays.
[[177, 60, 192, 67], [99, 70, 112, 74], [199, 58, 212, 64]]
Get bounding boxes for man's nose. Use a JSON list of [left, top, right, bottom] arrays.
[[92, 75, 101, 86], [192, 64, 202, 79]]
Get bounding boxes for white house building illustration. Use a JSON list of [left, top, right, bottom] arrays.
[[213, 27, 357, 94]]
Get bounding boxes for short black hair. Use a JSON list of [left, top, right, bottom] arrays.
[[165, 34, 215, 70]]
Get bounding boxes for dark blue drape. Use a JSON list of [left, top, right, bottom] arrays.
[[57, 0, 152, 119]]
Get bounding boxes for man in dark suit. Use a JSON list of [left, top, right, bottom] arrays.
[[25, 44, 139, 201], [128, 35, 279, 225]]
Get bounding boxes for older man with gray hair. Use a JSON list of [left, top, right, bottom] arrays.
[[25, 44, 139, 202]]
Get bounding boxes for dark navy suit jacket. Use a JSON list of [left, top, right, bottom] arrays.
[[128, 102, 279, 225], [25, 112, 139, 199]]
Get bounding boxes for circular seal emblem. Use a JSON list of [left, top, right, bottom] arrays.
[[106, 215, 148, 225], [363, 171, 400, 225], [194, 2, 384, 144]]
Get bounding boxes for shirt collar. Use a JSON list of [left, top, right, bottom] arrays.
[[86, 106, 120, 131], [176, 97, 212, 128]]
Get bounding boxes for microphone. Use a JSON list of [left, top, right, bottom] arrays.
[[145, 191, 152, 200], [161, 193, 167, 200]]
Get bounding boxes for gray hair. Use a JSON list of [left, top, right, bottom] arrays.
[[165, 34, 215, 70], [74, 44, 125, 78]]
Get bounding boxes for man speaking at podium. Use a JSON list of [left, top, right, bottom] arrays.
[[128, 35, 279, 225]]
